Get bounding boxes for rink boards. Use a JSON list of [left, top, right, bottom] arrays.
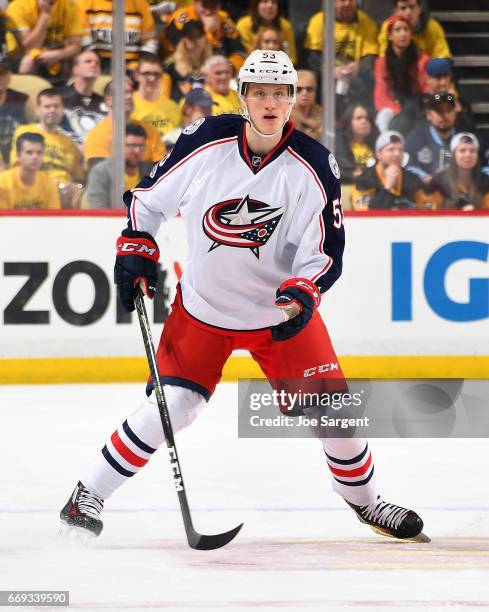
[[1, 210, 488, 382]]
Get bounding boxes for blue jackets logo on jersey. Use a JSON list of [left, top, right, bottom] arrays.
[[203, 195, 283, 259]]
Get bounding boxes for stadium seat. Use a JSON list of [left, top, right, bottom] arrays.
[[10, 74, 52, 121], [342, 184, 353, 210], [92, 75, 112, 97]]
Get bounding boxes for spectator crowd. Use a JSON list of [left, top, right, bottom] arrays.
[[0, 0, 487, 211]]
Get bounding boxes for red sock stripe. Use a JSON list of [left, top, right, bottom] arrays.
[[327, 452, 372, 478], [111, 431, 149, 468]]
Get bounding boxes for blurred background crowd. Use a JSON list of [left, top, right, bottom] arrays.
[[0, 0, 488, 211]]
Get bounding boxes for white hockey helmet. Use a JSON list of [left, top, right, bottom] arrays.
[[238, 49, 297, 101]]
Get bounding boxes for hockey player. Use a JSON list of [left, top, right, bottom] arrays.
[[60, 50, 427, 543]]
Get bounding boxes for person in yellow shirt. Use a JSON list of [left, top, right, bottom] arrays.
[[237, 0, 297, 64], [203, 55, 240, 115], [84, 77, 165, 170], [6, 0, 83, 80], [304, 0, 378, 114], [0, 132, 61, 210], [81, 0, 158, 72], [166, 0, 245, 71], [10, 89, 85, 198], [378, 0, 451, 58], [132, 53, 182, 138], [86, 123, 154, 208]]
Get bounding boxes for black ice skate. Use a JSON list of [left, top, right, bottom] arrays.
[[60, 481, 104, 540], [345, 495, 430, 542]]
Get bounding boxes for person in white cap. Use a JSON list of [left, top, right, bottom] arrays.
[[431, 132, 489, 210], [60, 50, 428, 544], [353, 130, 433, 210]]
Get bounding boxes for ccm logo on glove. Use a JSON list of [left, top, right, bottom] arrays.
[[114, 230, 160, 312], [116, 238, 159, 260]]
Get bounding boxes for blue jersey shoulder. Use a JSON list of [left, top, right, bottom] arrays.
[[129, 115, 244, 202], [289, 128, 341, 193], [177, 114, 244, 150]]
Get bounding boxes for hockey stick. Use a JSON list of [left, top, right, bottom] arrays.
[[133, 287, 243, 550]]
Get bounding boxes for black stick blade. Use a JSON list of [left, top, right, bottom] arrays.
[[187, 523, 244, 550]]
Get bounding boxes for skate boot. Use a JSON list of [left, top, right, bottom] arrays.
[[60, 481, 104, 540], [345, 495, 430, 542]]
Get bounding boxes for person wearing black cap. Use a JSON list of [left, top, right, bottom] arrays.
[[390, 57, 476, 136], [405, 92, 458, 183], [352, 130, 433, 210], [165, 1, 245, 72], [0, 60, 28, 171], [163, 86, 215, 150], [164, 19, 212, 102], [182, 86, 214, 125]]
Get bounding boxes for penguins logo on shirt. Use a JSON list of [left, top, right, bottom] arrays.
[[203, 195, 283, 258]]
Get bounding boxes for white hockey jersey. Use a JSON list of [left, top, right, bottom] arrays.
[[123, 115, 345, 331]]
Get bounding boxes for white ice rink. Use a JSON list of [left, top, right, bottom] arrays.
[[1, 382, 489, 611]]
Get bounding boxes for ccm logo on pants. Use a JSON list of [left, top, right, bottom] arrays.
[[304, 363, 339, 377]]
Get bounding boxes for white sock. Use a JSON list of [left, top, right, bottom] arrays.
[[81, 385, 205, 500], [321, 438, 378, 506]]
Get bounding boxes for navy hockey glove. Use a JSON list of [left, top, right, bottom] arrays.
[[272, 278, 321, 342], [114, 229, 160, 312]]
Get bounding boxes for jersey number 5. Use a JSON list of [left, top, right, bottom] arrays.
[[333, 198, 343, 228]]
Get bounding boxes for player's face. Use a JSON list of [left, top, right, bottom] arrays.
[[335, 0, 357, 22], [378, 142, 404, 167], [18, 142, 44, 171], [395, 0, 421, 27], [296, 73, 317, 110], [427, 74, 451, 94], [258, 28, 281, 51], [73, 51, 101, 79], [37, 95, 64, 126], [427, 104, 456, 130], [388, 21, 412, 48], [455, 142, 478, 171], [137, 62, 163, 93], [244, 83, 293, 135], [351, 106, 371, 137], [206, 61, 232, 94], [257, 0, 278, 22], [124, 135, 147, 167]]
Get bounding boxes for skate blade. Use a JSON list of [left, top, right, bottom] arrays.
[[58, 521, 97, 545], [369, 525, 431, 543]]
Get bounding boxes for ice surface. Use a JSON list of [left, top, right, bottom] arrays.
[[1, 382, 488, 611]]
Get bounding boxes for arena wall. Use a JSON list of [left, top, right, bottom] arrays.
[[1, 210, 488, 383]]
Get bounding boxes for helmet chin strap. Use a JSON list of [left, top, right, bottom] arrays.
[[240, 96, 294, 139]]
